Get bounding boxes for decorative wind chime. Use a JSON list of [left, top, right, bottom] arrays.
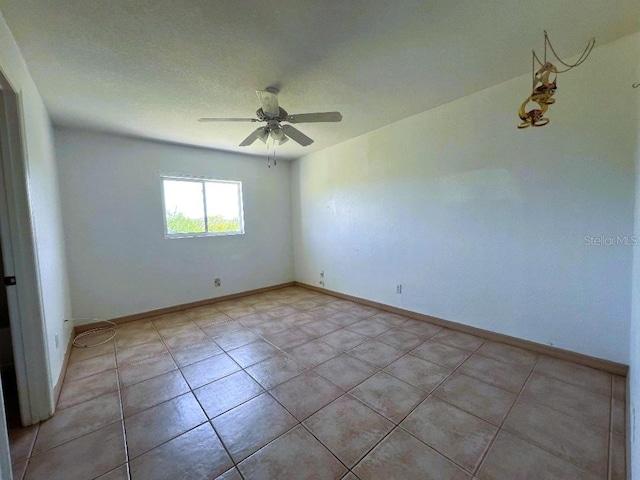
[[517, 31, 595, 129]]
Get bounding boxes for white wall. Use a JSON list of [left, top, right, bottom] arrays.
[[292, 33, 639, 364], [0, 12, 72, 400], [55, 129, 294, 322]]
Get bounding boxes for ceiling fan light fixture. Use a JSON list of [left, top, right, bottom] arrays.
[[269, 127, 288, 145]]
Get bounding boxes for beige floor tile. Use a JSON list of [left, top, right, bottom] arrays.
[[163, 328, 210, 351], [458, 354, 531, 393], [371, 312, 409, 328], [116, 339, 167, 366], [64, 352, 116, 382], [270, 371, 343, 421], [121, 370, 190, 417], [612, 399, 625, 436], [307, 305, 341, 318], [475, 341, 539, 368], [95, 464, 129, 479], [11, 459, 28, 480], [156, 320, 200, 338], [326, 311, 362, 327], [57, 369, 119, 410], [290, 299, 325, 310], [283, 311, 318, 327], [118, 351, 177, 388], [520, 373, 610, 429], [213, 328, 261, 350], [348, 305, 381, 318], [251, 300, 284, 311], [115, 329, 161, 350], [341, 472, 358, 480], [171, 340, 223, 367], [117, 320, 154, 335], [181, 353, 240, 389], [237, 425, 346, 480], [376, 329, 424, 352], [313, 353, 378, 390], [348, 340, 404, 368], [396, 320, 442, 338], [130, 423, 232, 480], [288, 340, 341, 367], [534, 356, 611, 396], [502, 398, 608, 476], [150, 312, 192, 329], [434, 373, 516, 426], [345, 318, 391, 337], [326, 299, 359, 310], [613, 375, 626, 402], [410, 341, 470, 369], [353, 428, 471, 480], [69, 340, 115, 364], [300, 319, 343, 337], [384, 354, 452, 392], [401, 396, 497, 472], [216, 299, 250, 312], [477, 430, 599, 480], [8, 425, 38, 464], [226, 339, 282, 368], [264, 328, 316, 350], [212, 393, 297, 462], [304, 394, 394, 467], [431, 329, 484, 352], [225, 305, 258, 319], [25, 422, 126, 480], [350, 372, 427, 423], [245, 353, 308, 389], [125, 392, 207, 459], [194, 370, 264, 419], [318, 328, 369, 351], [609, 432, 626, 480], [237, 311, 274, 328], [267, 305, 299, 318], [202, 320, 244, 337], [182, 304, 222, 319], [250, 318, 294, 336], [34, 391, 121, 454], [191, 311, 234, 328]]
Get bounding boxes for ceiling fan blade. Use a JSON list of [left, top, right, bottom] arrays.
[[282, 125, 314, 146], [256, 89, 280, 117], [239, 127, 268, 146], [198, 118, 258, 122], [285, 112, 342, 123]]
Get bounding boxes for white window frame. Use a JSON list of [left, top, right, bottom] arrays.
[[161, 175, 245, 238]]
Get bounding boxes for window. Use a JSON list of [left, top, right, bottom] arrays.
[[161, 176, 244, 237]]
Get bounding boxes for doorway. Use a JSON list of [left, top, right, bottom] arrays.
[[0, 242, 19, 428]]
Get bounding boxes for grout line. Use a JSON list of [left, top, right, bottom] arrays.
[[113, 330, 132, 480], [472, 354, 540, 476]]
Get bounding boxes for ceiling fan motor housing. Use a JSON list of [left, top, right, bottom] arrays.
[[256, 106, 288, 121]]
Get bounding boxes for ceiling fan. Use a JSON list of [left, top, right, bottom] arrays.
[[198, 87, 342, 147]]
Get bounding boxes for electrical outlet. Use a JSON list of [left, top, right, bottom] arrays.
[[55, 333, 59, 349], [396, 284, 402, 294], [214, 278, 221, 287]]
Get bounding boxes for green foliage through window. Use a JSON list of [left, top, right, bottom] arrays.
[[162, 177, 244, 236]]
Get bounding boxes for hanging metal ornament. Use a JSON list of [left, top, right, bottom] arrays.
[[517, 31, 595, 129]]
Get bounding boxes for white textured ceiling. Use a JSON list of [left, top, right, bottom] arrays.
[[0, 0, 638, 160]]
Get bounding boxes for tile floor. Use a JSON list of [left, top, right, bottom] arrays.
[[7, 286, 627, 479]]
